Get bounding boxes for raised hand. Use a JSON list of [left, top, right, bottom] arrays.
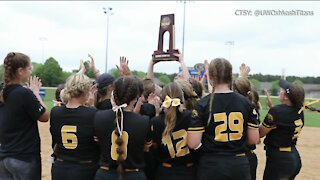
[[116, 56, 132, 76], [78, 59, 86, 74], [88, 54, 100, 77], [148, 92, 162, 116], [27, 76, 42, 95], [239, 63, 250, 78]]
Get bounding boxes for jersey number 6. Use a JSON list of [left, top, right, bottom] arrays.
[[61, 125, 78, 149]]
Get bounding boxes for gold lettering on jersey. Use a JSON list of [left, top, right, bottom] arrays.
[[214, 113, 228, 142], [214, 112, 244, 142], [61, 125, 78, 149], [111, 131, 129, 160], [162, 129, 190, 158], [267, 113, 274, 123], [293, 119, 303, 139]]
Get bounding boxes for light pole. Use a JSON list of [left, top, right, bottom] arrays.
[[225, 41, 234, 61], [103, 7, 113, 73], [39, 37, 48, 63], [182, 1, 186, 58], [179, 0, 189, 58]]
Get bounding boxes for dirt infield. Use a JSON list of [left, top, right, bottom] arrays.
[[39, 123, 320, 180]]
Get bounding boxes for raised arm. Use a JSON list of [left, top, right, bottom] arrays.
[[264, 89, 273, 109], [88, 54, 100, 78], [27, 76, 49, 122], [147, 58, 162, 96], [204, 60, 213, 93], [176, 53, 191, 80]]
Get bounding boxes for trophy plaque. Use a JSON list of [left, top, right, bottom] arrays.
[[152, 14, 180, 61]]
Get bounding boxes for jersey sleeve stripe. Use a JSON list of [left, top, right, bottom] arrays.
[[247, 123, 259, 128], [188, 127, 205, 131], [262, 122, 276, 129], [187, 130, 205, 133]]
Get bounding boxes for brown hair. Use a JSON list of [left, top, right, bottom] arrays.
[[251, 88, 260, 110], [207, 58, 233, 126], [112, 76, 142, 180], [233, 77, 252, 101], [288, 83, 305, 110], [0, 52, 31, 103], [55, 84, 65, 102], [161, 82, 183, 137], [142, 78, 155, 100], [174, 79, 195, 111], [188, 77, 203, 98], [209, 58, 233, 88]]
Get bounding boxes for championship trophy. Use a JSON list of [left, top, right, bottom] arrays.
[[152, 14, 180, 61]]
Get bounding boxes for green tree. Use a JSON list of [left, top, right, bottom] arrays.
[[158, 74, 171, 84], [108, 68, 120, 78], [293, 79, 303, 85], [250, 78, 261, 91], [270, 80, 280, 96], [34, 57, 64, 87], [132, 70, 146, 79]]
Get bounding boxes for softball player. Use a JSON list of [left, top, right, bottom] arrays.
[[187, 58, 260, 180], [233, 77, 261, 180], [151, 82, 196, 180], [94, 76, 152, 180], [50, 73, 99, 180], [0, 52, 49, 180], [259, 80, 305, 180]]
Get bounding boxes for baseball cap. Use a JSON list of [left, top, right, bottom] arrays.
[[97, 73, 115, 89], [279, 79, 292, 95]]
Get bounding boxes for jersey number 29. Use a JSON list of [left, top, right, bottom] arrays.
[[214, 112, 244, 142]]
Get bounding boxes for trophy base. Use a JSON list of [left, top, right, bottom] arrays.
[[152, 50, 180, 62]]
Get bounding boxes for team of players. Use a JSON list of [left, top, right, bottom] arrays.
[[0, 52, 315, 180]]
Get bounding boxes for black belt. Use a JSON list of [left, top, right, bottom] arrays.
[[100, 165, 139, 172], [56, 158, 95, 164], [161, 162, 194, 168]]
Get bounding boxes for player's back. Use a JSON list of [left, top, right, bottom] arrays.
[[50, 105, 99, 162], [94, 109, 151, 169], [196, 92, 257, 155]]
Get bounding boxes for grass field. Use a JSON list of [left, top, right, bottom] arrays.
[[42, 87, 320, 127]]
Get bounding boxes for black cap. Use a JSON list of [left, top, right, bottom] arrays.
[[279, 79, 292, 95], [97, 73, 115, 89]]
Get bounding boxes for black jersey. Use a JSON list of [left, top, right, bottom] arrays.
[[262, 104, 304, 147], [0, 84, 46, 160], [151, 110, 195, 165], [189, 92, 259, 155], [50, 105, 99, 162], [94, 110, 151, 169], [96, 99, 112, 110], [247, 105, 261, 151]]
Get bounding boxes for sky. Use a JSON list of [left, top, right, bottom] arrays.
[[0, 1, 319, 77]]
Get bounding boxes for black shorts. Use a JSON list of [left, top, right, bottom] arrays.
[[197, 154, 251, 180], [263, 146, 301, 180], [246, 150, 258, 180], [52, 160, 98, 180], [95, 168, 146, 180], [155, 163, 196, 180]]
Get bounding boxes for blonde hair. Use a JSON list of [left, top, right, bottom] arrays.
[[161, 82, 184, 137], [60, 73, 92, 103]]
